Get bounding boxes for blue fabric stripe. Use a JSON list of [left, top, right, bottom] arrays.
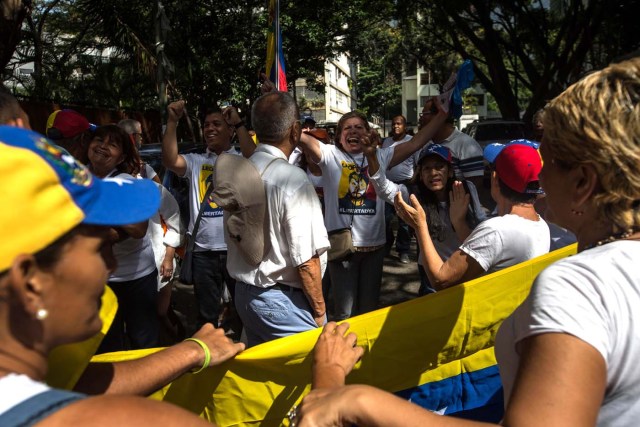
[[395, 364, 504, 422]]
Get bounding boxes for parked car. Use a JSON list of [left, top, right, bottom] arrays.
[[138, 141, 205, 179], [463, 119, 527, 148]]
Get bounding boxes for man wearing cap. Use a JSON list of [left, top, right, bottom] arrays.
[[46, 109, 97, 164], [395, 141, 550, 290], [418, 97, 486, 203], [162, 100, 253, 330], [381, 115, 415, 263], [224, 92, 329, 347], [302, 115, 316, 131]]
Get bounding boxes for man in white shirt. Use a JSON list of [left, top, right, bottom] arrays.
[[227, 92, 330, 347]]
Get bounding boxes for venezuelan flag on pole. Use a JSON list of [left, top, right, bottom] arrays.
[[266, 0, 287, 91], [51, 246, 577, 426]]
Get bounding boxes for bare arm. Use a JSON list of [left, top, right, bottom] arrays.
[[161, 101, 188, 176], [160, 245, 176, 280], [297, 255, 325, 327], [361, 130, 381, 175], [503, 333, 606, 426], [74, 323, 244, 395], [388, 102, 448, 169], [299, 131, 323, 165], [41, 395, 214, 427], [299, 384, 493, 427], [395, 193, 483, 289], [299, 332, 606, 427], [222, 106, 255, 158]]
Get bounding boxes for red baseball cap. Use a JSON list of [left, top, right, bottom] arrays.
[[495, 144, 543, 194], [46, 109, 97, 140]]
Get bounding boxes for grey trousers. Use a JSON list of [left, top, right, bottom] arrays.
[[328, 247, 385, 320]]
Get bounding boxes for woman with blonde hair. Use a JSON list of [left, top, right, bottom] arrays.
[[296, 57, 640, 426]]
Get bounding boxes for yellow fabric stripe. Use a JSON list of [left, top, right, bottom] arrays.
[[63, 246, 575, 426]]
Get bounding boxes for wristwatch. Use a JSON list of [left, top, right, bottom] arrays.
[[233, 121, 245, 129]]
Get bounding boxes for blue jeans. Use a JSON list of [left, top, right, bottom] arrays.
[[385, 202, 411, 254], [417, 264, 437, 295], [328, 248, 385, 320], [235, 282, 321, 347], [192, 251, 235, 328], [99, 270, 159, 353]]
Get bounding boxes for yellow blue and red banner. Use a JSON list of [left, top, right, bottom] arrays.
[[266, 0, 287, 91], [50, 245, 577, 426]]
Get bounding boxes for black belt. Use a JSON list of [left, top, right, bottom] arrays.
[[271, 283, 303, 292]]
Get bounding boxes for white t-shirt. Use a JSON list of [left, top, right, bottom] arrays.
[[459, 214, 550, 273], [381, 134, 416, 182], [140, 163, 157, 181], [0, 374, 50, 416], [147, 182, 183, 290], [318, 144, 394, 247], [288, 146, 304, 167], [182, 148, 239, 251], [109, 172, 156, 282], [227, 144, 329, 288], [496, 241, 640, 426]]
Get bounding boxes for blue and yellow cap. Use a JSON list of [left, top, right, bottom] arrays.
[[0, 126, 160, 272]]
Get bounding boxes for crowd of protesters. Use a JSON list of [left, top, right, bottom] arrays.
[[0, 55, 637, 426]]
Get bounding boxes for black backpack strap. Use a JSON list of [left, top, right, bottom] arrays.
[[187, 181, 215, 250], [0, 389, 85, 427]]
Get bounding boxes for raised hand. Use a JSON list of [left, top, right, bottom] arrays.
[[394, 193, 427, 231], [167, 100, 186, 123], [260, 72, 277, 94], [360, 129, 380, 158], [449, 181, 470, 225], [222, 106, 242, 127]]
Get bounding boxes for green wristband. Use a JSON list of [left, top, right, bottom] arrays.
[[184, 338, 211, 374]]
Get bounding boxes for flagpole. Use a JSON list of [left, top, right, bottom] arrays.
[[274, 0, 280, 91]]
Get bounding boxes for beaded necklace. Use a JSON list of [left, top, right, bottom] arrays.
[[583, 228, 639, 251]]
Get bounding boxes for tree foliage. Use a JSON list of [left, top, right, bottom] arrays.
[[396, 0, 638, 123]]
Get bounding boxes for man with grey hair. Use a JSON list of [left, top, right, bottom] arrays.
[[226, 92, 329, 347], [118, 118, 143, 147], [118, 118, 161, 183]]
